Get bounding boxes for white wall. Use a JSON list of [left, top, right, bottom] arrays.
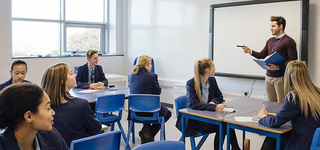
[[1, 0, 320, 104], [125, 0, 320, 103]]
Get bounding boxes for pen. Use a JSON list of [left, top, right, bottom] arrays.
[[236, 45, 244, 47], [263, 102, 265, 110], [226, 110, 236, 114]]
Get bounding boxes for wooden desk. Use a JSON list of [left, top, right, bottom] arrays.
[[69, 85, 130, 103], [179, 98, 287, 150], [225, 103, 292, 150]]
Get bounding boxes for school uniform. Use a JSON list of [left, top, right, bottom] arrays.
[[0, 78, 30, 91], [176, 77, 240, 150], [52, 93, 102, 147], [259, 93, 320, 150], [128, 67, 171, 137], [175, 77, 223, 136], [76, 63, 108, 89], [0, 126, 68, 150]]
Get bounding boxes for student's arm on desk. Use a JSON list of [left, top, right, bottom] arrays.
[[259, 97, 300, 128]]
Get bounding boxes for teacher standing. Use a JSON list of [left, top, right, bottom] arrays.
[[242, 16, 297, 103]]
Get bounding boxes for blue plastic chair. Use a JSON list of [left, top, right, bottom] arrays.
[[133, 141, 185, 150], [125, 94, 165, 150], [174, 95, 211, 150], [133, 57, 155, 73], [70, 130, 121, 150], [95, 94, 130, 149], [310, 127, 320, 150]]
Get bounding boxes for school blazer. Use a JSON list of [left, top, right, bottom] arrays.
[[0, 78, 31, 91], [0, 126, 68, 150], [128, 67, 169, 116], [76, 63, 108, 89], [52, 94, 102, 147], [259, 94, 320, 150], [175, 77, 224, 136]]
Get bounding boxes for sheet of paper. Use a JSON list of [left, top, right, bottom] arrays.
[[234, 117, 258, 122], [77, 89, 99, 93], [223, 107, 235, 112]]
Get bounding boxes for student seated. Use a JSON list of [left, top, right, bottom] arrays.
[[128, 55, 172, 144], [76, 50, 108, 89], [41, 63, 102, 147], [175, 58, 240, 150], [258, 60, 320, 150], [0, 60, 30, 91], [0, 83, 68, 150]]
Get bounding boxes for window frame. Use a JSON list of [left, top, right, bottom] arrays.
[[11, 0, 110, 58]]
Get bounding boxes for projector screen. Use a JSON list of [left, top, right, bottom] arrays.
[[209, 0, 309, 79]]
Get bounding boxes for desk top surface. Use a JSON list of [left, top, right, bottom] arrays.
[[179, 98, 280, 119], [69, 85, 130, 103], [224, 103, 292, 134], [179, 98, 292, 133]]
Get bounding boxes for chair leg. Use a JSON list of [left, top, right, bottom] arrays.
[[111, 122, 115, 131], [132, 122, 135, 143], [117, 121, 128, 142], [160, 118, 166, 140], [190, 136, 197, 150], [196, 134, 209, 150], [125, 121, 133, 150]]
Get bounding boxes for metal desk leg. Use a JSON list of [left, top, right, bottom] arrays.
[[219, 122, 223, 150], [227, 123, 231, 150]]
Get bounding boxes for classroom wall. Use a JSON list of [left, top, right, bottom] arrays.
[[1, 0, 320, 104], [125, 0, 320, 102]]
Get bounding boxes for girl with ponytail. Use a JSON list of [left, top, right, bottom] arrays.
[[176, 58, 240, 150], [128, 55, 172, 144]]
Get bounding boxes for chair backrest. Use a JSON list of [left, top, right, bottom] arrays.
[[174, 95, 188, 117], [133, 57, 155, 73], [133, 141, 185, 150], [129, 94, 161, 121], [310, 127, 320, 150], [70, 130, 121, 150], [95, 94, 125, 113]]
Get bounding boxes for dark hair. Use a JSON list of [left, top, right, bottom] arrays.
[[11, 60, 28, 71], [270, 16, 286, 31], [0, 83, 44, 129]]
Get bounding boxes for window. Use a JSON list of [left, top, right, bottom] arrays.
[[12, 0, 112, 57]]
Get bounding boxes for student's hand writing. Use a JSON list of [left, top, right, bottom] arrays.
[[265, 63, 278, 71], [258, 109, 268, 118], [215, 103, 226, 111], [242, 45, 252, 54]]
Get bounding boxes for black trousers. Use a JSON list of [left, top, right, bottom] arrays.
[[143, 106, 172, 137]]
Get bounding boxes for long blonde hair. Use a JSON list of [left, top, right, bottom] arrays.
[[133, 55, 152, 74], [194, 58, 213, 103], [41, 63, 73, 106], [284, 60, 320, 120]]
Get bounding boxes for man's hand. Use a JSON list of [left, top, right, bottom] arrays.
[[242, 45, 252, 54], [88, 83, 99, 89], [265, 63, 279, 71], [97, 82, 105, 87]]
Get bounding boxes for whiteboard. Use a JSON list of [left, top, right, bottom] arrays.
[[209, 0, 307, 78]]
